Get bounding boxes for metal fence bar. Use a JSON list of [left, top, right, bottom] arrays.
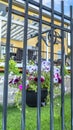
[[23, 0, 70, 21], [21, 1, 28, 130], [37, 0, 42, 130], [70, 5, 73, 130], [61, 1, 65, 130], [2, 1, 12, 130], [50, 0, 54, 130]]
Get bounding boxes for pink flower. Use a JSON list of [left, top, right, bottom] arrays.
[[18, 84, 30, 90], [28, 76, 34, 80], [19, 84, 23, 91]]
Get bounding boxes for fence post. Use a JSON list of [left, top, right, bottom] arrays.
[[2, 1, 12, 130], [50, 0, 54, 130], [61, 1, 65, 130], [21, 0, 28, 130], [46, 33, 49, 61], [37, 0, 42, 130], [70, 5, 73, 130]]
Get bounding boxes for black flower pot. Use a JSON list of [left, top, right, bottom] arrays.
[[26, 88, 48, 107]]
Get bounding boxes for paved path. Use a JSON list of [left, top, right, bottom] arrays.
[[0, 77, 18, 105]]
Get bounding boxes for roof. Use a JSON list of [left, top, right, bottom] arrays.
[[13, 0, 70, 26], [0, 12, 49, 41]]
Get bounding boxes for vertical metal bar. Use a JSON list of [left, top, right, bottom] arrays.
[[50, 0, 54, 130], [70, 5, 73, 130], [46, 33, 48, 61], [61, 1, 65, 130], [37, 0, 42, 130], [2, 1, 12, 130], [21, 0, 28, 130]]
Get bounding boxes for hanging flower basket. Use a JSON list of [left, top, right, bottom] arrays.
[[9, 60, 62, 108]]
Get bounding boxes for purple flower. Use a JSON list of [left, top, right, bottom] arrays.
[[58, 77, 62, 84], [34, 76, 45, 82], [41, 76, 45, 82], [34, 77, 38, 82], [14, 78, 20, 84], [9, 77, 21, 85], [9, 79, 13, 84]]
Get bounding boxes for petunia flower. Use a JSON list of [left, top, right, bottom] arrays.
[[19, 84, 23, 91]]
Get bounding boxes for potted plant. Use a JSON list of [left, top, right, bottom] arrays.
[[9, 61, 61, 107]]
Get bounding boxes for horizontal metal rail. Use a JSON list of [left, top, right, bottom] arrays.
[[23, 0, 71, 21], [6, 8, 71, 33]]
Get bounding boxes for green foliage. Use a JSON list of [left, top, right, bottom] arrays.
[[9, 59, 19, 75], [41, 72, 50, 89], [14, 91, 22, 110], [64, 66, 69, 76], [0, 59, 5, 62], [28, 60, 34, 65], [27, 71, 50, 91]]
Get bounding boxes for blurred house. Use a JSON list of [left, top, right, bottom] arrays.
[[0, 0, 69, 62]]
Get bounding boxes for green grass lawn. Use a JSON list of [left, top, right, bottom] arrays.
[[0, 94, 71, 130]]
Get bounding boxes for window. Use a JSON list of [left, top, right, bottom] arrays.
[[58, 51, 61, 59]]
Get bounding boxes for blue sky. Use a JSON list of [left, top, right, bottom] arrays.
[[17, 0, 73, 16], [36, 0, 73, 16], [43, 0, 73, 15]]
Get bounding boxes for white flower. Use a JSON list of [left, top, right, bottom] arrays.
[[26, 80, 29, 86], [27, 65, 37, 73], [54, 67, 60, 74], [53, 77, 58, 83]]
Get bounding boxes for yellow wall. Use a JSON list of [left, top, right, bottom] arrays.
[[1, 38, 23, 48]]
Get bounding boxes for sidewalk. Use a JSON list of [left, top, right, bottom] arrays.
[[0, 78, 18, 105]]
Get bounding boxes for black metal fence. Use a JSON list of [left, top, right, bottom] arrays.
[[2, 0, 73, 130]]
